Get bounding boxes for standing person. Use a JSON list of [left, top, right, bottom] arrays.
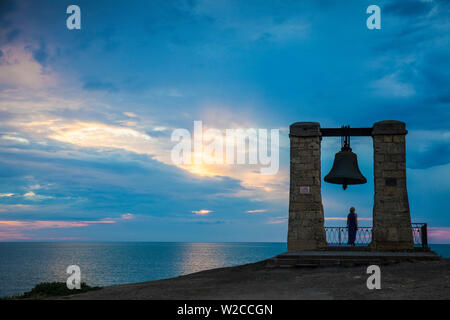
[[347, 207, 358, 246]]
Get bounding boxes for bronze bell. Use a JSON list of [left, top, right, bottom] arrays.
[[324, 127, 367, 190]]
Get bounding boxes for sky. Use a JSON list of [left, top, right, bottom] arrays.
[[0, 0, 449, 242]]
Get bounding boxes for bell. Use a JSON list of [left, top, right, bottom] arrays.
[[324, 128, 367, 190]]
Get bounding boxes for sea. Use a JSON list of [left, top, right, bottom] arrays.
[[0, 242, 448, 298]]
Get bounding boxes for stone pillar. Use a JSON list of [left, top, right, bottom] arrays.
[[371, 120, 413, 250], [288, 122, 327, 251]]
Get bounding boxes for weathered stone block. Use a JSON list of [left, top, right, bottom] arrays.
[[371, 120, 413, 250], [288, 122, 326, 251]]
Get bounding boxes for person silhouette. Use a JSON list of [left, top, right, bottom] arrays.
[[347, 207, 358, 246]]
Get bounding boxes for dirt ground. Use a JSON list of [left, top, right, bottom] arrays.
[[62, 259, 450, 300]]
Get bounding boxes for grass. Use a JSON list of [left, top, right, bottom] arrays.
[[3, 282, 101, 300]]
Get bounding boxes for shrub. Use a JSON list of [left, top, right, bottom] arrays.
[[5, 282, 101, 299]]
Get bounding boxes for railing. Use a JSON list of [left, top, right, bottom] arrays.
[[412, 223, 428, 247], [325, 223, 428, 247], [325, 227, 372, 245]]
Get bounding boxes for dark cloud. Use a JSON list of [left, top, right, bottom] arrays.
[[420, 51, 450, 88], [384, 0, 433, 16], [0, 0, 448, 240], [0, 144, 245, 221], [367, 99, 450, 132], [373, 28, 432, 54], [6, 28, 20, 43], [365, 0, 450, 132], [431, 94, 450, 104], [409, 142, 450, 169]]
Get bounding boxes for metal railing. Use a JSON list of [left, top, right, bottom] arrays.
[[325, 223, 428, 247], [411, 223, 428, 247], [325, 227, 372, 245]]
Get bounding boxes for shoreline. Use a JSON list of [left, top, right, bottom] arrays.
[[60, 258, 450, 300]]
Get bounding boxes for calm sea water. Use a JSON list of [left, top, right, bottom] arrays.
[[0, 242, 286, 298], [0, 242, 448, 298]]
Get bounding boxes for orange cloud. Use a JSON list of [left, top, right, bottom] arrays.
[[0, 193, 15, 198], [1, 86, 289, 205], [192, 209, 213, 215]]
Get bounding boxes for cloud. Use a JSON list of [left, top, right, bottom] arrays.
[[23, 191, 52, 200], [410, 141, 450, 169], [28, 40, 49, 66], [0, 0, 448, 242], [407, 130, 450, 169], [0, 204, 36, 213], [0, 193, 14, 198], [120, 213, 134, 220], [384, 0, 433, 17], [0, 46, 55, 88], [260, 19, 310, 42], [0, 98, 288, 204], [428, 227, 450, 243], [6, 28, 20, 43], [370, 73, 415, 98], [193, 0, 310, 43], [0, 3, 299, 215], [0, 214, 135, 240], [246, 209, 267, 213], [192, 209, 213, 215], [0, 231, 30, 241], [408, 162, 450, 191], [123, 112, 137, 118], [265, 216, 287, 224], [1, 135, 29, 145], [0, 219, 112, 240], [0, 219, 114, 229], [49, 121, 154, 150]]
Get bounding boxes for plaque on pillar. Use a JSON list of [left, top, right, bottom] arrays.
[[299, 186, 310, 194]]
